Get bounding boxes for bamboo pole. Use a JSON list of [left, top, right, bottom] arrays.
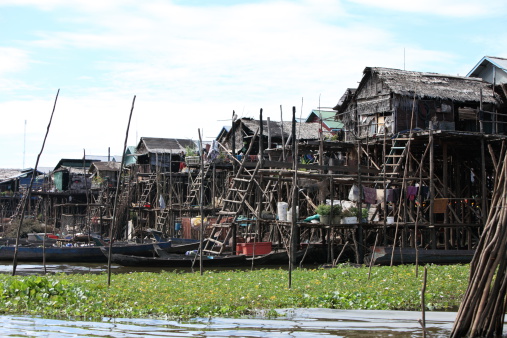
[[289, 106, 297, 289], [198, 129, 204, 275], [12, 89, 59, 276], [107, 95, 135, 286]]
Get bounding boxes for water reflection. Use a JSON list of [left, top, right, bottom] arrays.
[[1, 309, 462, 337]]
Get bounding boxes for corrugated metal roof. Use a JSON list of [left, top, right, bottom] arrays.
[[309, 110, 344, 129], [468, 56, 507, 77]]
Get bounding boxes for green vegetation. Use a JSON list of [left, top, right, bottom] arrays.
[[315, 204, 342, 216], [185, 145, 198, 156], [343, 207, 368, 218], [0, 264, 470, 320]]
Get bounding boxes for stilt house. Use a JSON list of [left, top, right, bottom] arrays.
[[337, 67, 505, 140], [133, 137, 197, 173]]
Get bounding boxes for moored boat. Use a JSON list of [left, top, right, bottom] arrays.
[[108, 252, 247, 267], [366, 246, 475, 265], [0, 240, 172, 263]]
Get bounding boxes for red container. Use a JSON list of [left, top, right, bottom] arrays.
[[238, 242, 272, 255]]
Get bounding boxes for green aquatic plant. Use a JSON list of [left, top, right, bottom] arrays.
[[0, 264, 469, 320]]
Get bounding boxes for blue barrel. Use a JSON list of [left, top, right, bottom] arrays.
[[175, 222, 182, 231]]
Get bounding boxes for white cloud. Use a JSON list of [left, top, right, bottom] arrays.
[[0, 47, 30, 74], [346, 0, 507, 17], [0, 0, 485, 168]]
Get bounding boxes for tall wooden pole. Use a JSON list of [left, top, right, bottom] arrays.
[[357, 140, 363, 264], [231, 111, 237, 252], [429, 121, 436, 249], [257, 109, 264, 242], [107, 95, 135, 286], [443, 142, 449, 250], [231, 111, 237, 175], [280, 105, 286, 162], [289, 106, 297, 288], [198, 129, 205, 275], [12, 89, 59, 276], [267, 117, 272, 161], [481, 136, 488, 225]]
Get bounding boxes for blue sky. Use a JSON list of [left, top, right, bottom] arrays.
[[1, 0, 506, 168]]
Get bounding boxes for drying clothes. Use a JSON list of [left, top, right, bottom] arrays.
[[363, 187, 377, 204], [433, 198, 448, 213], [207, 140, 220, 162], [376, 189, 385, 203], [349, 184, 360, 202], [407, 186, 418, 201], [386, 189, 397, 202], [419, 186, 429, 200], [159, 195, 166, 210]]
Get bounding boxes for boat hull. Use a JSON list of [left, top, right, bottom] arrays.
[[0, 241, 172, 263], [367, 246, 475, 265], [109, 253, 247, 267]]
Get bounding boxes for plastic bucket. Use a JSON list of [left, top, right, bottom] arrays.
[[386, 216, 395, 224], [277, 202, 288, 221]]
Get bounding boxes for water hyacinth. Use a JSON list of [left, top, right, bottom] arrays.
[[0, 264, 469, 320]]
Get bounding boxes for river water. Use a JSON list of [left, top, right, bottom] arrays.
[[0, 263, 497, 337], [2, 309, 458, 337]]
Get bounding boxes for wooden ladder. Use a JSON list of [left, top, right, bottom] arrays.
[[202, 130, 261, 255], [90, 183, 111, 220], [156, 207, 170, 231], [138, 173, 157, 207], [184, 163, 211, 207], [382, 137, 412, 178]]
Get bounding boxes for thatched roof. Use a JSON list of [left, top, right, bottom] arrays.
[[89, 161, 121, 172], [239, 118, 325, 140], [365, 67, 500, 104], [135, 137, 196, 155], [0, 169, 24, 181]]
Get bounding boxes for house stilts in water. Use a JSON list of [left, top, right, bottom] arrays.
[[3, 59, 507, 265]]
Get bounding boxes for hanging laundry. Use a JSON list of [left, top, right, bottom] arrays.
[[348, 184, 360, 202], [433, 198, 448, 213], [363, 187, 377, 204], [386, 189, 396, 202], [419, 186, 429, 200], [376, 189, 385, 203], [159, 195, 166, 210], [207, 140, 220, 162], [407, 186, 418, 201]]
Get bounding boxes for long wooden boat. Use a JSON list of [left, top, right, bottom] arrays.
[[367, 246, 475, 265], [0, 240, 172, 263], [247, 249, 309, 265], [108, 252, 247, 267], [166, 238, 209, 254]]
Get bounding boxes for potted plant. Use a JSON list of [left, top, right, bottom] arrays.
[[316, 204, 342, 224], [342, 207, 358, 224], [342, 207, 369, 224], [185, 145, 200, 166], [361, 207, 369, 222]]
